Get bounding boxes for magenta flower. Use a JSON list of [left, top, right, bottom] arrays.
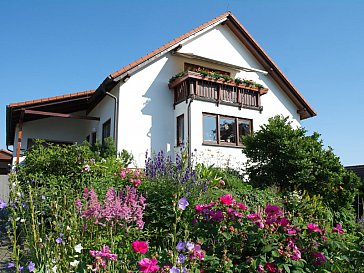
[[256, 264, 265, 272], [279, 217, 290, 227], [219, 194, 234, 206], [132, 240, 149, 254], [138, 258, 160, 273], [178, 197, 189, 210], [332, 224, 344, 234], [265, 262, 277, 272], [307, 223, 321, 233], [236, 202, 247, 210], [312, 252, 326, 266]]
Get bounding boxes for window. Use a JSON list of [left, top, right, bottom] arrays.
[[202, 113, 252, 146], [102, 119, 111, 144], [203, 114, 217, 143], [176, 114, 184, 146]]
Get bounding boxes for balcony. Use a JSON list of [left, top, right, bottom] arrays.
[[168, 71, 268, 110]]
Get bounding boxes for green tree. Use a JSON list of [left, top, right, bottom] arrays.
[[241, 116, 360, 213]]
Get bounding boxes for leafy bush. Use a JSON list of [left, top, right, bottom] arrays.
[[242, 116, 361, 218]]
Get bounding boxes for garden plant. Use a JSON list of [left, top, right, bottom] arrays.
[[0, 120, 363, 273]]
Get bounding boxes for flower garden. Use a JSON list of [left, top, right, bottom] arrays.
[[1, 116, 364, 272]]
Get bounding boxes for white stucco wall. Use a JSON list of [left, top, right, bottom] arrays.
[[115, 23, 302, 167], [117, 55, 179, 166], [86, 86, 118, 143], [12, 111, 92, 163]]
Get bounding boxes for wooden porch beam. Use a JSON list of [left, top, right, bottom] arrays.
[[23, 110, 100, 121], [16, 110, 24, 164]]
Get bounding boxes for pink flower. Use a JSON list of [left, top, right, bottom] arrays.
[[219, 194, 234, 206], [256, 264, 265, 272], [132, 179, 142, 187], [311, 252, 326, 266], [307, 223, 321, 233], [247, 213, 260, 220], [236, 202, 247, 210], [132, 240, 148, 254], [219, 179, 225, 186], [332, 224, 344, 234], [278, 217, 289, 226], [265, 262, 277, 272], [138, 258, 160, 273], [265, 205, 282, 217]]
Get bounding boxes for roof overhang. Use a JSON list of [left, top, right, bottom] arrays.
[[6, 90, 95, 146], [88, 11, 316, 120]]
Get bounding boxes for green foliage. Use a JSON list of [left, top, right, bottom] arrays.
[[242, 116, 361, 218]]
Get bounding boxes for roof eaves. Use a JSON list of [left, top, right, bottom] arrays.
[[226, 13, 316, 119]]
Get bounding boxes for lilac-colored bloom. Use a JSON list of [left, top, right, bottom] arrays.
[[170, 266, 180, 273], [178, 197, 189, 210], [0, 198, 7, 209], [177, 253, 187, 264], [7, 262, 15, 268], [27, 262, 35, 272], [18, 266, 24, 271], [56, 237, 63, 244], [176, 241, 186, 251], [186, 241, 195, 251], [41, 195, 46, 200]]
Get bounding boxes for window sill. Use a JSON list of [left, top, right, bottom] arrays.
[[202, 142, 244, 149]]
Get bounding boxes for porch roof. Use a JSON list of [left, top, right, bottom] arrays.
[[6, 90, 95, 146]]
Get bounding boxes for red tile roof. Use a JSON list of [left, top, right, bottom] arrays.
[[0, 149, 12, 161], [102, 11, 316, 119], [9, 90, 95, 108], [110, 12, 230, 79]]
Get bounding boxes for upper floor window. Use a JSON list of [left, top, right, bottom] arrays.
[[177, 114, 184, 146], [203, 113, 252, 146], [102, 119, 111, 144]]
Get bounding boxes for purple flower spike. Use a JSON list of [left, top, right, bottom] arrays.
[[178, 197, 189, 210]]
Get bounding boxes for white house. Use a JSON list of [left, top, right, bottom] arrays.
[[5, 12, 316, 167]]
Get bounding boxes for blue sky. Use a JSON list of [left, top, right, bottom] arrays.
[[1, 0, 363, 165]]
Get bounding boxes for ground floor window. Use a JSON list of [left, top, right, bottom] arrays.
[[102, 119, 111, 144], [202, 113, 252, 146], [177, 114, 184, 146]]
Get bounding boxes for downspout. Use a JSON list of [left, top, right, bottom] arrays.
[[105, 92, 118, 151]]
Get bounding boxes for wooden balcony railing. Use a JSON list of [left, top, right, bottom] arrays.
[[168, 71, 268, 110]]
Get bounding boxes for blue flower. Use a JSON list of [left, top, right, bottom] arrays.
[[27, 261, 35, 272], [0, 198, 7, 209], [7, 262, 15, 268], [170, 266, 180, 273], [176, 241, 186, 251], [56, 237, 63, 244], [178, 197, 189, 210], [177, 253, 186, 264]]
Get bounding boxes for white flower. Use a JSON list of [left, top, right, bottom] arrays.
[[20, 219, 25, 223], [52, 265, 57, 273], [70, 260, 79, 267], [66, 226, 71, 231], [74, 244, 83, 253]]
